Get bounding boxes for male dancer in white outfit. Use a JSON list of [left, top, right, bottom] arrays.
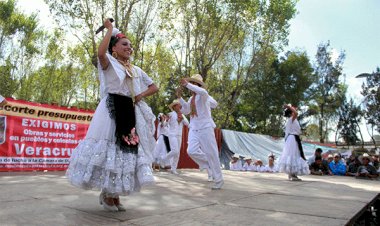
[[178, 74, 224, 190], [162, 99, 189, 174]]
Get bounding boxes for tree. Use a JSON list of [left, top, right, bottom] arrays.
[[14, 29, 99, 108], [44, 0, 161, 65], [139, 41, 177, 114], [43, 0, 300, 121], [233, 50, 314, 136], [201, 0, 299, 132], [159, 0, 244, 80], [361, 67, 380, 144], [0, 0, 44, 98], [308, 41, 346, 143], [0, 59, 17, 97], [335, 98, 363, 146], [305, 123, 319, 141], [44, 0, 164, 106]]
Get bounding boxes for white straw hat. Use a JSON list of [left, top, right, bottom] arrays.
[[169, 99, 181, 111], [359, 153, 372, 164], [185, 74, 206, 88]]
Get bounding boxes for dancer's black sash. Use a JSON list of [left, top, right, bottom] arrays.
[[286, 134, 306, 160], [106, 93, 138, 154], [163, 135, 171, 153]]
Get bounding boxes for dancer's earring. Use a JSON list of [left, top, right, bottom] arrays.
[[112, 51, 118, 59]]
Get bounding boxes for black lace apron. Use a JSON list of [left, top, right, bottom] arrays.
[[106, 93, 138, 154]]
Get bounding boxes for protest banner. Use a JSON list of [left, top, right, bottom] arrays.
[[0, 98, 94, 171]]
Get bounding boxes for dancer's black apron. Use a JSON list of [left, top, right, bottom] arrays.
[[106, 93, 138, 154], [286, 134, 306, 160]]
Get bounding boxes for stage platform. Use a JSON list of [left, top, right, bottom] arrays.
[[0, 169, 379, 225]]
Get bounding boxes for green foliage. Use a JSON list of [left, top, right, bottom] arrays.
[[236, 50, 314, 136], [0, 0, 41, 56], [0, 58, 17, 96], [3, 0, 364, 143], [336, 98, 363, 145], [159, 0, 241, 79], [140, 41, 177, 115], [305, 123, 319, 141], [361, 67, 380, 134], [0, 0, 45, 98], [308, 41, 347, 142], [190, 0, 300, 135], [14, 28, 98, 108]]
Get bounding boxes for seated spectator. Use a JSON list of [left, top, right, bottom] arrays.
[[242, 156, 255, 171], [253, 159, 265, 172], [264, 155, 278, 173], [371, 154, 379, 171], [338, 153, 346, 166], [326, 154, 334, 164], [230, 153, 243, 171], [310, 156, 330, 175], [329, 153, 346, 176], [307, 148, 323, 165], [346, 154, 356, 166], [356, 153, 379, 179], [346, 156, 361, 176]]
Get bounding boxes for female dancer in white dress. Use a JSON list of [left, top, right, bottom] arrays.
[[152, 113, 171, 168], [66, 19, 158, 211], [277, 104, 309, 181]]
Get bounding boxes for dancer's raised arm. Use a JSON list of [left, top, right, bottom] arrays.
[[180, 78, 208, 96], [98, 18, 113, 70], [283, 104, 298, 122]]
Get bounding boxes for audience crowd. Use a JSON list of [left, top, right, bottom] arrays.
[[229, 148, 379, 180], [229, 153, 279, 173]]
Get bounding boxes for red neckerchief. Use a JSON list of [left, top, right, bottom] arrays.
[[190, 94, 198, 117]]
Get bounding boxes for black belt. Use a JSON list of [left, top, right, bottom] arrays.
[[286, 134, 306, 160], [162, 135, 171, 153]]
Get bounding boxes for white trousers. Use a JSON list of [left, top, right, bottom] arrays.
[[187, 127, 223, 182], [163, 135, 181, 171]]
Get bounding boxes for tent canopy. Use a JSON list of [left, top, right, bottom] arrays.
[[220, 129, 336, 169]]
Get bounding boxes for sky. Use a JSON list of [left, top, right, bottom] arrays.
[[284, 0, 380, 141], [17, 0, 380, 141], [285, 0, 380, 102]]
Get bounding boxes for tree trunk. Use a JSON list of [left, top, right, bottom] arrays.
[[319, 104, 325, 143], [355, 121, 364, 148]]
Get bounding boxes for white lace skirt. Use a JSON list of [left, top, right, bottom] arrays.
[[152, 135, 171, 166], [278, 135, 310, 175], [66, 96, 156, 195]]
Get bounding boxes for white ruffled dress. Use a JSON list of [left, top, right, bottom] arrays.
[[152, 122, 171, 167], [278, 118, 310, 175], [66, 54, 156, 195]]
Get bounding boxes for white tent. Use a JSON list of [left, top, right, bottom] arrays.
[[220, 129, 337, 169]]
